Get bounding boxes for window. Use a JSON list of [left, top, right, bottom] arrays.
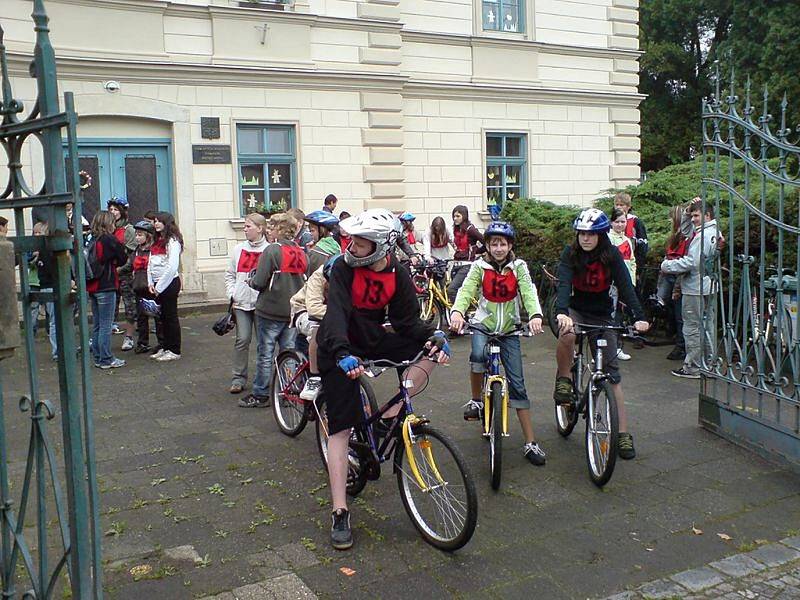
[[236, 125, 296, 215], [486, 133, 526, 211], [482, 0, 524, 33]]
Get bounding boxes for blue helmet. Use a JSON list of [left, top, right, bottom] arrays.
[[399, 211, 416, 222], [484, 221, 515, 242], [304, 210, 339, 229], [133, 220, 155, 235], [573, 208, 610, 233], [323, 254, 342, 281], [107, 196, 129, 209]]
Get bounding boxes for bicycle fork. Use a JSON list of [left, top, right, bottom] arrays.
[[483, 377, 509, 438], [402, 414, 446, 492]]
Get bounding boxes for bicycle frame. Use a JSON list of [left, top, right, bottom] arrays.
[[275, 356, 310, 407], [483, 344, 509, 438]]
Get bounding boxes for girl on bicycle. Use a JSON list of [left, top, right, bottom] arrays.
[[448, 205, 485, 303], [449, 221, 547, 466], [553, 208, 649, 460]]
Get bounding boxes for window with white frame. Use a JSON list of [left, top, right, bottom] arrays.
[[237, 125, 296, 215], [482, 0, 524, 33], [486, 133, 526, 211]]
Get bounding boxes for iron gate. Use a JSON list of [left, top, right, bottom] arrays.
[[700, 62, 800, 469], [0, 1, 102, 598]]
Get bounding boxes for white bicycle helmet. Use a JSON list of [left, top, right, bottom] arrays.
[[340, 208, 402, 267], [573, 207, 611, 233]]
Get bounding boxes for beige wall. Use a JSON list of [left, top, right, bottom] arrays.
[[2, 0, 641, 302]]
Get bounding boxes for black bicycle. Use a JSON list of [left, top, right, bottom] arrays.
[[314, 351, 478, 551], [555, 323, 641, 487]]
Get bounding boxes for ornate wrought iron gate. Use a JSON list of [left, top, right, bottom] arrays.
[[0, 1, 102, 597], [700, 63, 800, 469]]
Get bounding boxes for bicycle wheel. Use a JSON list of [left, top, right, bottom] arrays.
[[585, 380, 619, 487], [417, 294, 443, 330], [271, 350, 308, 437], [489, 381, 503, 491], [314, 378, 377, 497], [395, 424, 478, 551], [546, 294, 559, 338]]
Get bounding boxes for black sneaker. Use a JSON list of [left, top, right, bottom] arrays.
[[330, 508, 353, 550], [523, 442, 546, 466], [618, 432, 636, 460], [134, 343, 152, 354], [671, 367, 700, 380], [463, 399, 484, 421], [238, 393, 269, 408], [666, 347, 686, 361], [553, 376, 574, 406]]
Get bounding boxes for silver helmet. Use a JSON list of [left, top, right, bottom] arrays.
[[341, 208, 402, 267]]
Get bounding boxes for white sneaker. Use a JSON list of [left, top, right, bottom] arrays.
[[299, 377, 321, 401], [121, 336, 135, 351], [617, 350, 631, 361], [150, 349, 165, 360], [156, 350, 181, 362]]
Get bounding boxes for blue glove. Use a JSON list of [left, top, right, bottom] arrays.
[[337, 355, 360, 373], [428, 330, 451, 358]]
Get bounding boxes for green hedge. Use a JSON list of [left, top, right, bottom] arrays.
[[501, 157, 799, 270]]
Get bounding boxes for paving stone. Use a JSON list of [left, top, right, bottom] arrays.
[[163, 543, 203, 564], [638, 578, 687, 599], [603, 592, 636, 600], [670, 567, 726, 592], [276, 542, 320, 569], [746, 543, 800, 568], [709, 554, 768, 577], [780, 536, 800, 551], [260, 573, 317, 599], [230, 583, 268, 600]]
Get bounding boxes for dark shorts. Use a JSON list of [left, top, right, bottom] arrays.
[[318, 333, 424, 435], [566, 308, 621, 384]]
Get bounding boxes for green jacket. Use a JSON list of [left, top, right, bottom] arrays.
[[451, 256, 542, 334]]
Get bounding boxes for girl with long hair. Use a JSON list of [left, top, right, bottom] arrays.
[[422, 216, 453, 262], [107, 197, 138, 350], [148, 212, 184, 362], [659, 204, 690, 360]]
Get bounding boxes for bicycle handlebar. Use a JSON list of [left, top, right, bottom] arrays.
[[572, 322, 646, 342], [463, 323, 532, 338], [360, 350, 430, 378]]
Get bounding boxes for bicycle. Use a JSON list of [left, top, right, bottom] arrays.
[[464, 323, 530, 490], [314, 351, 478, 551], [413, 259, 474, 330], [270, 349, 375, 437], [554, 323, 640, 487]]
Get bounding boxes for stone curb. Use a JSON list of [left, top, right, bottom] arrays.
[[602, 536, 800, 599]]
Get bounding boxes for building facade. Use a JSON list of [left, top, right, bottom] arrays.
[[2, 0, 642, 302]]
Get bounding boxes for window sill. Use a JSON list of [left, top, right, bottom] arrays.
[[229, 218, 246, 231], [233, 0, 293, 10]]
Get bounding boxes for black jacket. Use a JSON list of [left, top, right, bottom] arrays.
[[318, 255, 434, 361]]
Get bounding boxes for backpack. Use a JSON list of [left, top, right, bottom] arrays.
[[84, 239, 102, 281]]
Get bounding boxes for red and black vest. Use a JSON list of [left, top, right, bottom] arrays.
[[572, 261, 611, 294]]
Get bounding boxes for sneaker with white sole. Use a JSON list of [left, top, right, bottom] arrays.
[[462, 399, 484, 421], [299, 377, 322, 401], [121, 336, 135, 352], [671, 367, 700, 379], [98, 358, 126, 370], [617, 350, 631, 361], [150, 348, 166, 360], [156, 350, 181, 362], [112, 324, 125, 335], [523, 442, 546, 466]]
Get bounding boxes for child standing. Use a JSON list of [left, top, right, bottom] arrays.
[[613, 192, 648, 293], [608, 208, 637, 361], [107, 197, 137, 350], [30, 221, 58, 360], [148, 212, 184, 362], [449, 221, 547, 467], [129, 220, 162, 354]]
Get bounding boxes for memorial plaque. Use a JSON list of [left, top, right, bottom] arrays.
[[201, 117, 221, 139], [192, 145, 231, 164]]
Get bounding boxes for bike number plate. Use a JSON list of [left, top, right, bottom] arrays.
[[489, 345, 500, 353], [597, 339, 607, 347]]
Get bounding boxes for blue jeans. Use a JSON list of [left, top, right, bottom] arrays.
[[468, 331, 529, 409], [32, 287, 58, 358], [252, 316, 296, 398], [91, 291, 118, 366]]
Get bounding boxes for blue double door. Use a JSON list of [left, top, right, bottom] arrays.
[[66, 141, 173, 223]]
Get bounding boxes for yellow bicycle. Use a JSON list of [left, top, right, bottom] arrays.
[[413, 259, 474, 329]]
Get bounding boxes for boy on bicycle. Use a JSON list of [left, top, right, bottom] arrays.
[[552, 208, 649, 459], [317, 208, 450, 550], [449, 221, 547, 467]]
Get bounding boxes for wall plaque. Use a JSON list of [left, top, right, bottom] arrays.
[[192, 145, 231, 164], [201, 117, 221, 139]]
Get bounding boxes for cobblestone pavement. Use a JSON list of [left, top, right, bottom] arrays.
[[2, 314, 799, 599]]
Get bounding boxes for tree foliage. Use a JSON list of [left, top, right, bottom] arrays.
[[640, 1, 800, 172]]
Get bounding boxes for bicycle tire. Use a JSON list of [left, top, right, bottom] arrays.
[[314, 378, 378, 497], [417, 294, 444, 330], [546, 294, 559, 338], [585, 380, 619, 488], [489, 381, 503, 491], [394, 424, 478, 551], [271, 350, 309, 437]]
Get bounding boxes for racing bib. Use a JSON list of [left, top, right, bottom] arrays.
[[616, 240, 633, 261], [236, 249, 262, 273], [132, 254, 149, 272], [573, 262, 610, 293], [482, 269, 518, 303], [351, 268, 397, 310], [279, 245, 307, 274]]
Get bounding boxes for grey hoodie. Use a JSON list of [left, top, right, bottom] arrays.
[[661, 218, 719, 295]]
